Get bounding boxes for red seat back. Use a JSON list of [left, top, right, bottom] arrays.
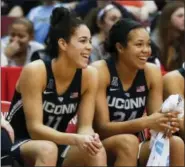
[[161, 65, 168, 76], [1, 67, 7, 101], [1, 67, 22, 101], [1, 101, 11, 118], [66, 115, 77, 133], [6, 67, 22, 101]]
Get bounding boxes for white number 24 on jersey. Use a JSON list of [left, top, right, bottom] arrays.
[[113, 111, 137, 121]]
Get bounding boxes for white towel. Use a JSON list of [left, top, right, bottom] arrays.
[[147, 94, 184, 166]]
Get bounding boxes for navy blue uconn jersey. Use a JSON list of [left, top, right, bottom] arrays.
[[105, 57, 149, 122], [7, 60, 81, 140]]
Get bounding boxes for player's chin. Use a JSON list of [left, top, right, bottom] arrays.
[[77, 63, 88, 69], [82, 64, 88, 69], [138, 65, 146, 70], [136, 62, 147, 69], [78, 61, 89, 69]]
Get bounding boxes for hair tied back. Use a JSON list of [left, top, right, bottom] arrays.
[[50, 7, 70, 27]]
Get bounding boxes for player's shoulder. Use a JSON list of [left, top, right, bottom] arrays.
[[90, 60, 110, 78], [20, 60, 46, 80], [164, 70, 181, 78], [90, 60, 110, 86], [144, 62, 162, 78], [81, 66, 99, 90], [17, 60, 47, 92], [144, 62, 161, 73], [82, 65, 98, 78], [83, 60, 109, 78], [163, 70, 182, 82], [91, 60, 108, 71], [143, 63, 162, 88]]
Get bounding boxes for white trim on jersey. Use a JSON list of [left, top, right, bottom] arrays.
[[11, 139, 31, 151], [138, 130, 146, 142], [1, 155, 10, 160], [6, 100, 23, 122], [60, 146, 71, 158]]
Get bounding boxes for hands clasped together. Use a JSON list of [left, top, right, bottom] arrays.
[[1, 114, 15, 143], [148, 111, 181, 137], [149, 94, 184, 137], [75, 133, 103, 156]]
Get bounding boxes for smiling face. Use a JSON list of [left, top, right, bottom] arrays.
[[118, 28, 151, 69], [171, 7, 184, 31], [60, 24, 92, 69]]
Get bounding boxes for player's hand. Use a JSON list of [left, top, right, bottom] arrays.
[[75, 133, 103, 156], [1, 118, 15, 143], [4, 40, 20, 58], [148, 112, 180, 134]]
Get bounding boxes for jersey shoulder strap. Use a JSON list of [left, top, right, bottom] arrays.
[[43, 59, 55, 90]]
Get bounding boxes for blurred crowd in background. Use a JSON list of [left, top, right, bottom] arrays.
[[1, 0, 184, 73]]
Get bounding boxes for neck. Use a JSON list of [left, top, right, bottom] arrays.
[[52, 54, 77, 82], [13, 50, 27, 66], [98, 31, 106, 42], [116, 57, 138, 83], [13, 54, 27, 66]]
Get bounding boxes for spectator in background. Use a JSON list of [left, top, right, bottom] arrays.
[[85, 2, 136, 63], [27, 0, 64, 44], [85, 4, 122, 62], [151, 1, 184, 72], [74, 0, 135, 23], [1, 18, 44, 66], [163, 62, 185, 140]]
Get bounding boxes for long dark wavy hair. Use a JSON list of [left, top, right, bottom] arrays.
[[157, 1, 184, 71]]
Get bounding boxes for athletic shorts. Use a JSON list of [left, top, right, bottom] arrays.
[[11, 138, 70, 167], [1, 128, 13, 166]]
